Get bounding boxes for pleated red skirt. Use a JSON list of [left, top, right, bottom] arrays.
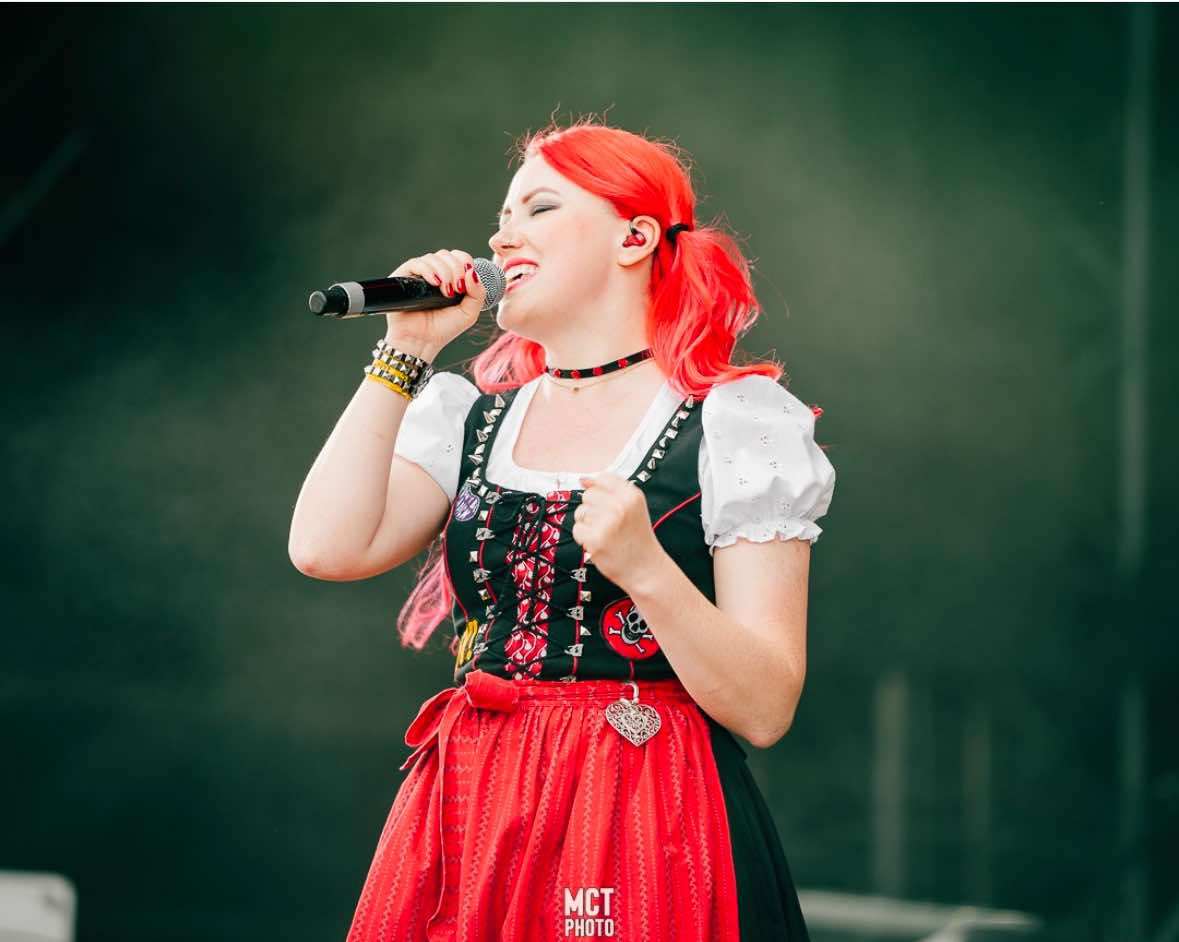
[[344, 668, 742, 941]]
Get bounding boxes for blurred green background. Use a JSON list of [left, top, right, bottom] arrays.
[[2, 3, 1176, 940]]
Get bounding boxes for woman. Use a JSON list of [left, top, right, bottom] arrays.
[[289, 119, 836, 941]]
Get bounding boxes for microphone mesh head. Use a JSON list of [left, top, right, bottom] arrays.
[[473, 257, 506, 311]]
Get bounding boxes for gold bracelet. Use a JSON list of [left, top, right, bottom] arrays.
[[369, 358, 412, 383], [364, 370, 412, 400], [363, 362, 413, 388]]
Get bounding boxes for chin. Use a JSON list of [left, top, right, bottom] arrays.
[[494, 298, 541, 338]]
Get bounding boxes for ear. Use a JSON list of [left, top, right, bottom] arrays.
[[618, 214, 661, 267]]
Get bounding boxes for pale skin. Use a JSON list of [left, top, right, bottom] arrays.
[[492, 154, 809, 750]]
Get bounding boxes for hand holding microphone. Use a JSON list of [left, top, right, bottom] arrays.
[[309, 250, 506, 355]]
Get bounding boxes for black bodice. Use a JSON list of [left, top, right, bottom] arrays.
[[440, 382, 716, 685]]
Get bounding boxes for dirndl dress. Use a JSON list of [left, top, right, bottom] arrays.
[[344, 380, 813, 941]]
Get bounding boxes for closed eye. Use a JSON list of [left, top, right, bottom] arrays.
[[490, 206, 556, 229]]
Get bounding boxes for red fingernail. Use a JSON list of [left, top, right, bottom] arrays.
[[465, 262, 473, 270], [471, 270, 480, 283], [433, 275, 441, 284], [458, 277, 466, 292], [445, 282, 451, 294]]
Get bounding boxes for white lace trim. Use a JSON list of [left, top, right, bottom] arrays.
[[704, 516, 823, 557]]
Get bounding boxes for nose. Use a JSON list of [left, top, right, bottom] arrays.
[[488, 223, 519, 260]]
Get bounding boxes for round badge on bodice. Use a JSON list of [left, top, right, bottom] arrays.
[[600, 597, 660, 659], [453, 482, 480, 522]]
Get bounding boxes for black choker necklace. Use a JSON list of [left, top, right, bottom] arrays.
[[543, 348, 653, 380]]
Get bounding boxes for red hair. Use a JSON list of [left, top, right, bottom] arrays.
[[396, 115, 794, 652]]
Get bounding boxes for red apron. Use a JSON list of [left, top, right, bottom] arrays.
[[344, 668, 742, 941]]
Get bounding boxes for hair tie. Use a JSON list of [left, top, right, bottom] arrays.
[[665, 222, 693, 245]]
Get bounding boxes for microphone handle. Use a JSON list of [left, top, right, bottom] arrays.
[[309, 277, 461, 318]]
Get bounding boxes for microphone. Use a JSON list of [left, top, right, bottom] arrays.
[[308, 257, 506, 318]]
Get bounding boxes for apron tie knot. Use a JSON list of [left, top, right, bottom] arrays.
[[398, 670, 516, 772], [463, 668, 520, 712]]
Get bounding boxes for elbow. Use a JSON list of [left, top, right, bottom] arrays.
[[288, 539, 347, 580], [288, 541, 324, 577], [287, 524, 318, 574], [746, 709, 796, 750], [288, 539, 384, 582], [287, 519, 320, 575], [746, 670, 805, 750]]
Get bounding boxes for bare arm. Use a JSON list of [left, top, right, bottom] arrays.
[[625, 535, 810, 749], [287, 332, 449, 581], [289, 247, 487, 580]]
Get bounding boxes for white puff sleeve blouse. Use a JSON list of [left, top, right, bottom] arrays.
[[392, 371, 482, 502], [698, 374, 836, 555]]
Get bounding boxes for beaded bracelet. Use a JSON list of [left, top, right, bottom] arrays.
[[362, 338, 435, 401]]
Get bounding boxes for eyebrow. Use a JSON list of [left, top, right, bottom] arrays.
[[499, 187, 561, 217]]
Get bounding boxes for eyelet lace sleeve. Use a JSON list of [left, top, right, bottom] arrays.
[[698, 374, 836, 555], [392, 371, 481, 502]]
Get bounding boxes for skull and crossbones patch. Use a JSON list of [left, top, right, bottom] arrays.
[[600, 597, 660, 660]]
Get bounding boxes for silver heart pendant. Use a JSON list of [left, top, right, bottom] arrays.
[[604, 683, 661, 746]]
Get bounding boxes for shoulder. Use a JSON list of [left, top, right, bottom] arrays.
[[702, 373, 816, 432], [421, 370, 481, 402]]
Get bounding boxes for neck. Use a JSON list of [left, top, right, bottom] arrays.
[[534, 272, 652, 369]]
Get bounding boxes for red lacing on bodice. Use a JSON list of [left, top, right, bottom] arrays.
[[474, 487, 591, 679]]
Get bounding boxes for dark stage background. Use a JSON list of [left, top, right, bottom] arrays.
[[2, 4, 1176, 941]]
